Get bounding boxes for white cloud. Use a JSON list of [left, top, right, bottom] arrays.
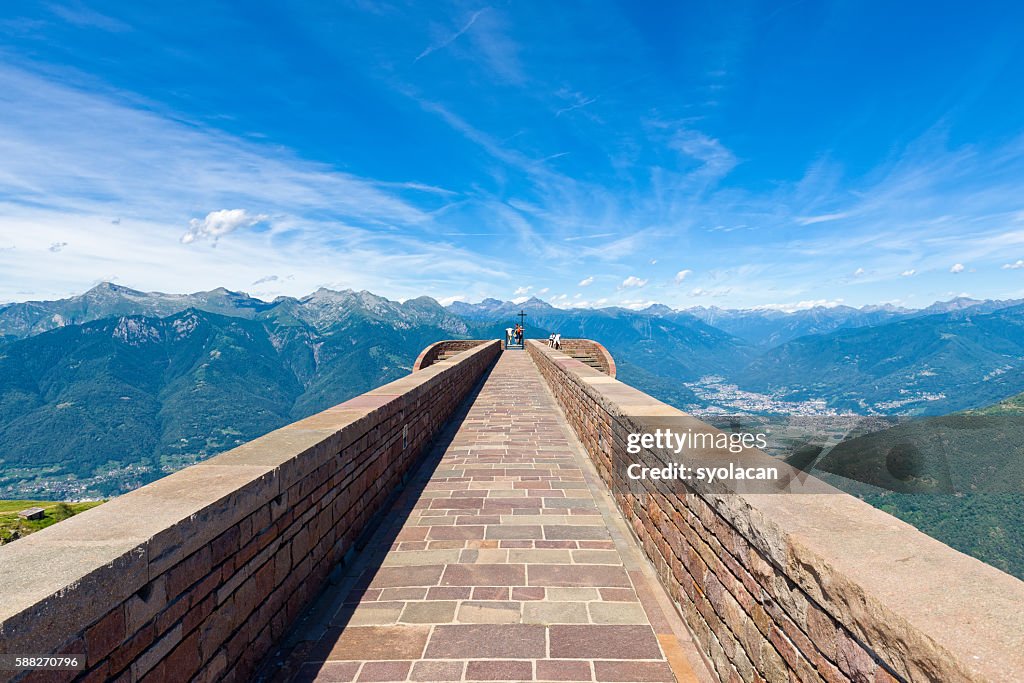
[[537, 287, 549, 294], [578, 276, 594, 287], [649, 258, 658, 265], [1002, 260, 1024, 270], [510, 296, 529, 304], [620, 275, 648, 289], [674, 269, 692, 284], [438, 294, 467, 305], [620, 299, 658, 310], [900, 269, 916, 277], [950, 263, 965, 273], [852, 267, 865, 277], [181, 209, 268, 244], [513, 285, 532, 295], [548, 293, 575, 308], [756, 299, 845, 312], [795, 212, 851, 226]]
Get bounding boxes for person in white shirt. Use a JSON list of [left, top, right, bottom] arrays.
[[553, 333, 561, 349], [506, 327, 513, 346]]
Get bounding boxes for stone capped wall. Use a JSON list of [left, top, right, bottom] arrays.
[[552, 338, 616, 377], [527, 339, 1024, 683], [0, 340, 500, 683], [412, 339, 489, 371]]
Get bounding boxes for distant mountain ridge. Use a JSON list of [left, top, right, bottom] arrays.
[[446, 293, 1024, 348], [735, 304, 1024, 414], [5, 284, 1024, 498], [0, 282, 472, 339], [6, 283, 1021, 344], [677, 296, 1024, 347]]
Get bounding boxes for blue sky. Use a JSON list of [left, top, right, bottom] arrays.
[[2, 1, 1024, 310]]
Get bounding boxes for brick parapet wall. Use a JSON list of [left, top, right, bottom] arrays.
[[526, 339, 1024, 683], [552, 339, 616, 377], [0, 340, 500, 683], [412, 339, 488, 372]]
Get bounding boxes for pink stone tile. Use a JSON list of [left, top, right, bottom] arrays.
[[296, 662, 360, 682], [357, 660, 412, 682], [440, 564, 525, 586], [536, 659, 593, 681], [594, 660, 674, 681], [511, 587, 545, 601], [410, 660, 464, 681], [466, 660, 534, 681], [471, 586, 510, 600], [427, 586, 471, 600], [424, 625, 546, 659], [549, 625, 662, 660]]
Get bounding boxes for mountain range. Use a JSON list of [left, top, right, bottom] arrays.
[[0, 286, 478, 497], [4, 283, 1024, 497]]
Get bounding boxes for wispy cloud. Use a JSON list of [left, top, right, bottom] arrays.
[[0, 65, 432, 227], [563, 233, 615, 242], [668, 128, 737, 182], [796, 212, 851, 226], [47, 3, 130, 32], [0, 63, 505, 301], [578, 276, 594, 286], [673, 269, 692, 284], [415, 8, 488, 62], [1002, 260, 1024, 270], [689, 287, 732, 299], [555, 93, 598, 117]]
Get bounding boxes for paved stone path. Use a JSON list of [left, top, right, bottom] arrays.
[[277, 351, 709, 683]]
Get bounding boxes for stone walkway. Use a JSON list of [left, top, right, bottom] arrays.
[[275, 351, 710, 683]]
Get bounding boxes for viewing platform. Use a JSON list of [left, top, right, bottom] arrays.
[[1, 339, 1022, 682], [271, 349, 706, 682]]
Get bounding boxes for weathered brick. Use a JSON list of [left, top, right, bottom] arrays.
[[125, 575, 168, 632], [210, 525, 241, 567], [85, 605, 126, 664]]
